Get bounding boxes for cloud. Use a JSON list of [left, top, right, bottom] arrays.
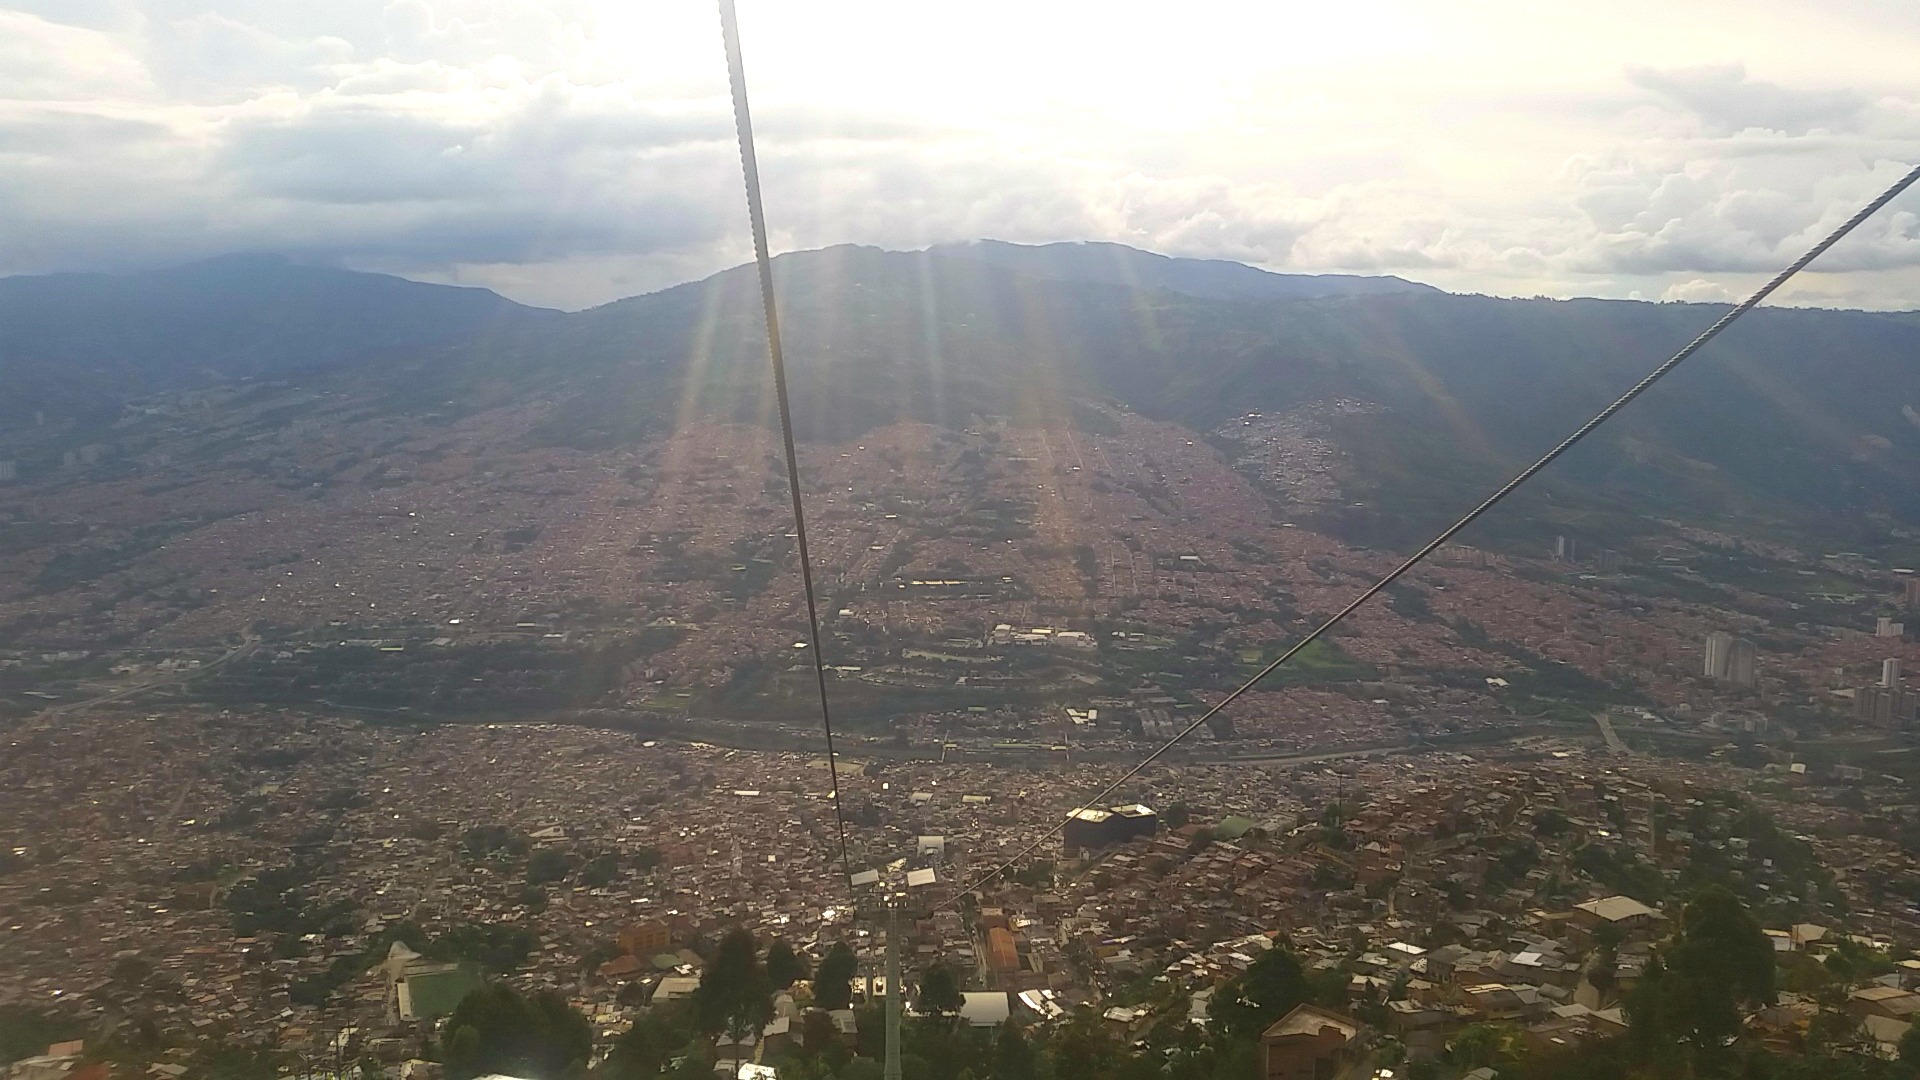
[[0, 10, 149, 99], [379, 0, 586, 69], [144, 11, 354, 101], [1101, 173, 1316, 264], [218, 88, 725, 205], [1565, 156, 1920, 276], [1626, 62, 1868, 136], [0, 1, 1917, 309], [1661, 278, 1739, 303]]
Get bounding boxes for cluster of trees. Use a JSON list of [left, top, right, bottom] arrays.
[[435, 930, 833, 1079], [697, 929, 778, 1071], [202, 633, 682, 716], [434, 929, 1022, 1080], [225, 861, 356, 938], [1424, 885, 1920, 1080], [1209, 946, 1347, 1044], [444, 984, 593, 1080], [598, 930, 1327, 1080], [0, 1006, 85, 1067], [290, 919, 536, 1009], [453, 826, 664, 911], [256, 884, 1920, 1080]]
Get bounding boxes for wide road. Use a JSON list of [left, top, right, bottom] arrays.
[[19, 630, 260, 730]]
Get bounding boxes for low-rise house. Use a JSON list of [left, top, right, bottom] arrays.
[[1846, 985, 1920, 1022], [1259, 1003, 1362, 1080], [1570, 896, 1660, 940]]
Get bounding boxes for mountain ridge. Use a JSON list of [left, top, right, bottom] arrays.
[[924, 238, 1441, 300], [2, 241, 1916, 551], [0, 255, 555, 418]]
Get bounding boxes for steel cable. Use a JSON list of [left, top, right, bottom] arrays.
[[953, 161, 1920, 902], [718, 0, 857, 892]]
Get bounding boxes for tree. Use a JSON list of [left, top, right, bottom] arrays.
[[1825, 949, 1859, 985], [814, 941, 858, 1011], [526, 848, 574, 886], [801, 1010, 846, 1066], [441, 983, 592, 1080], [435, 923, 539, 973], [1304, 967, 1350, 1010], [1588, 922, 1624, 998], [1516, 1036, 1634, 1080], [0, 1007, 85, 1067], [1163, 802, 1192, 831], [578, 853, 620, 890], [1049, 1011, 1125, 1080], [1209, 946, 1309, 1042], [1446, 1024, 1523, 1074], [1900, 1024, 1920, 1071], [661, 1042, 713, 1080], [1009, 860, 1055, 889], [994, 1024, 1037, 1080], [766, 939, 808, 991], [917, 961, 965, 1025], [696, 929, 774, 1074], [1206, 1042, 1258, 1080], [596, 1009, 691, 1079], [1665, 884, 1776, 1050], [1619, 887, 1778, 1077], [1623, 953, 1687, 1070], [1587, 949, 1618, 998], [187, 1039, 295, 1080], [110, 956, 153, 985], [581, 939, 623, 975]]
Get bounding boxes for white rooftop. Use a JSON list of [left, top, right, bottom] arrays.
[[1574, 895, 1658, 922]]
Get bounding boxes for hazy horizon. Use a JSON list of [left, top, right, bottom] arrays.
[[3, 0, 1917, 310], [13, 237, 1920, 317]]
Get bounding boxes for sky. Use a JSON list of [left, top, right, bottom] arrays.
[[1, 0, 1917, 310]]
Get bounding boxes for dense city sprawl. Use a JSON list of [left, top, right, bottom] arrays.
[[4, 387, 1919, 1080]]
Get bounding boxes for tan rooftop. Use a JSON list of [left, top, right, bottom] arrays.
[[1573, 896, 1658, 922], [1262, 1002, 1359, 1040]]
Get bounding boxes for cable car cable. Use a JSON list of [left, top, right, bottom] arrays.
[[953, 161, 1920, 902], [718, 0, 856, 894]]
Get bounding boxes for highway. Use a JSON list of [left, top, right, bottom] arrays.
[[18, 630, 260, 731]]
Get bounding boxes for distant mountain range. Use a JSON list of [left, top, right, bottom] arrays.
[[4, 242, 1917, 550], [0, 253, 550, 417], [923, 240, 1439, 300]]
